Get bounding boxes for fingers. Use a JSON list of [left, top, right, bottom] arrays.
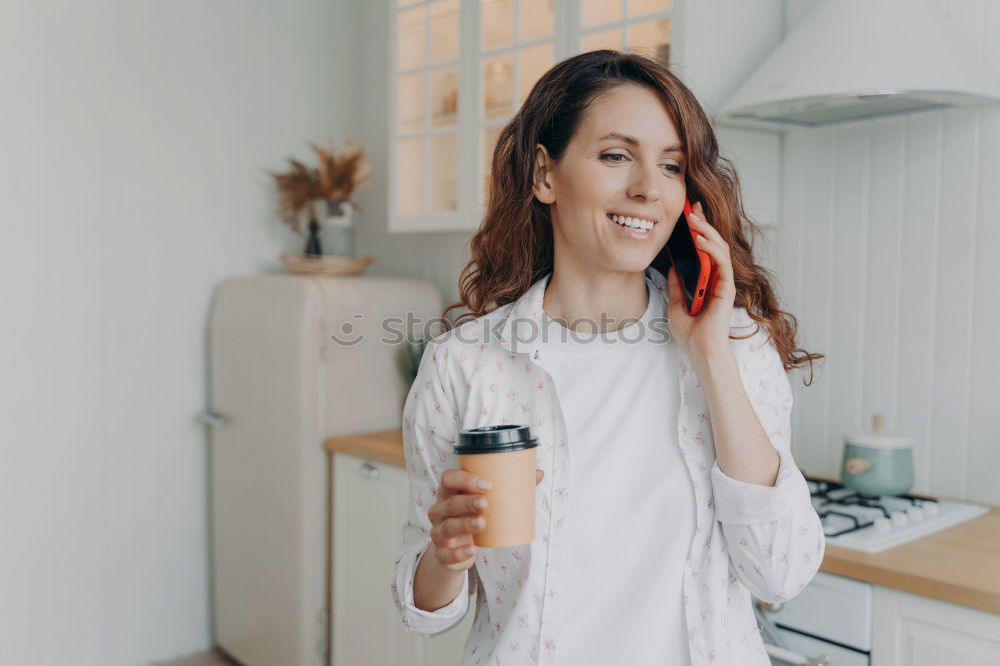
[[431, 513, 486, 549], [439, 468, 492, 498], [428, 487, 488, 525], [430, 466, 545, 567], [431, 540, 477, 568], [686, 202, 725, 245], [686, 203, 732, 289]]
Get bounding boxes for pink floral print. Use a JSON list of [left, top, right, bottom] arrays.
[[390, 266, 825, 665]]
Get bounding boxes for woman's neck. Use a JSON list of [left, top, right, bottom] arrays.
[[541, 264, 649, 334]]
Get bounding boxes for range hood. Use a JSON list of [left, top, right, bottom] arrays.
[[717, 0, 1000, 130]]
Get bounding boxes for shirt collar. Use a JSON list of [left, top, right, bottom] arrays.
[[495, 265, 752, 358]]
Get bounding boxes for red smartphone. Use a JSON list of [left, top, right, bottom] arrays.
[[660, 198, 717, 315]]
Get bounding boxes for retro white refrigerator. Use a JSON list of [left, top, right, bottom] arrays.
[[205, 273, 441, 666]]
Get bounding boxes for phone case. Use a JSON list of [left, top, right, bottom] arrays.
[[666, 198, 715, 315]]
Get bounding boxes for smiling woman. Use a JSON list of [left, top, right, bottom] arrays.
[[392, 50, 826, 666], [445, 50, 821, 377]]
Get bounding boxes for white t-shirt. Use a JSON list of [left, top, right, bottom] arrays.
[[537, 275, 696, 666]]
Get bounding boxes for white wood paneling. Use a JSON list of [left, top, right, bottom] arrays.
[[778, 0, 1000, 504], [0, 1, 349, 664]]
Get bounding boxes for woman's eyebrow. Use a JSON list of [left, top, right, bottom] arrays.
[[597, 131, 685, 153]]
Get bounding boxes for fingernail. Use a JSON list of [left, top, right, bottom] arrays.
[[477, 479, 492, 490], [464, 547, 475, 556], [473, 498, 486, 510], [471, 518, 483, 528]]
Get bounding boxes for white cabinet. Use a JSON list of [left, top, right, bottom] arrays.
[[332, 451, 474, 666], [872, 586, 1000, 665]]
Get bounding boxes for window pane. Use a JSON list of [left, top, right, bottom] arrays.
[[431, 67, 459, 129], [431, 133, 459, 212], [483, 54, 513, 120], [582, 28, 623, 53], [582, 0, 623, 28], [629, 0, 672, 17], [628, 19, 671, 66], [398, 138, 425, 217], [482, 0, 515, 51], [429, 0, 459, 62], [398, 6, 425, 71], [518, 43, 554, 105], [519, 0, 554, 42], [398, 73, 426, 133]]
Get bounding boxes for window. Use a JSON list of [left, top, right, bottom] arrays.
[[390, 0, 675, 233]]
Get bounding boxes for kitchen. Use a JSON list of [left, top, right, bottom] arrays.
[[3, 0, 999, 665]]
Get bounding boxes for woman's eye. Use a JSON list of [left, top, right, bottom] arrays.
[[600, 153, 682, 174]]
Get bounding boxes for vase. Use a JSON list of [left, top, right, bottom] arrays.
[[320, 200, 355, 257]]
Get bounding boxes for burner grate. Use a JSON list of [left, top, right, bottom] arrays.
[[804, 475, 940, 538]]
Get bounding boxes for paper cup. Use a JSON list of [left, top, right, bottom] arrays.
[[455, 425, 538, 548]]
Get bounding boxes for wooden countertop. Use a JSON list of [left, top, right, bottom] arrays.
[[325, 430, 1000, 615]]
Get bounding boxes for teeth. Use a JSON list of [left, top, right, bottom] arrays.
[[610, 214, 654, 232]]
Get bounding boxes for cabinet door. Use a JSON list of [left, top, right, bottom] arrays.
[[332, 452, 473, 666], [872, 586, 1000, 666]]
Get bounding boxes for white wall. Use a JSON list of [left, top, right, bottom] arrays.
[[778, 0, 1000, 505], [0, 2, 350, 664]]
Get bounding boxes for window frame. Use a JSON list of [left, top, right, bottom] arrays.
[[388, 0, 678, 233]]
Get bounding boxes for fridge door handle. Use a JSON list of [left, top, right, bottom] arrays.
[[764, 643, 830, 666], [197, 409, 228, 427]]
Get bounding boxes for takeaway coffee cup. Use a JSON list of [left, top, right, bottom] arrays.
[[455, 425, 539, 548]]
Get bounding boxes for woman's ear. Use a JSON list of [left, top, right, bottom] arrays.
[[532, 144, 556, 204]]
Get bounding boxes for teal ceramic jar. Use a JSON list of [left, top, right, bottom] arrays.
[[840, 414, 914, 496]]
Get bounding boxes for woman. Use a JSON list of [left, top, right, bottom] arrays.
[[391, 50, 825, 666]]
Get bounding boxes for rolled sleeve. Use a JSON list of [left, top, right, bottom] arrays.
[[392, 542, 471, 637], [711, 446, 808, 525], [389, 339, 475, 637], [712, 325, 826, 603]]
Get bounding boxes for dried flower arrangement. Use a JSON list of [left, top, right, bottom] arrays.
[[267, 138, 373, 263], [268, 138, 372, 233]]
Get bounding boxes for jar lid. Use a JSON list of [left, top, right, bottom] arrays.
[[456, 424, 538, 454], [843, 432, 913, 449]]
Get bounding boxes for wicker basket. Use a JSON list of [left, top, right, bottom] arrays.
[[280, 253, 376, 276]]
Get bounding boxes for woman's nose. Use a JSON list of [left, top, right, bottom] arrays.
[[626, 163, 661, 201]]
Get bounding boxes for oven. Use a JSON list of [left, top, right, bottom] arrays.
[[751, 474, 989, 664], [755, 571, 872, 665]]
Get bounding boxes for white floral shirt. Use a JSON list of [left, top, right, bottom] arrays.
[[391, 265, 825, 666]]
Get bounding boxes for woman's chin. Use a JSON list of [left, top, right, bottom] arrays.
[[601, 253, 657, 274]]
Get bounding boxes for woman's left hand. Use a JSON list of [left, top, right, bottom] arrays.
[[665, 200, 737, 364]]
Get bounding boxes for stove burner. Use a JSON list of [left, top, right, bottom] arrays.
[[804, 475, 939, 538]]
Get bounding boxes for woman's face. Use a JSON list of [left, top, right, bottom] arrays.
[[533, 83, 687, 274]]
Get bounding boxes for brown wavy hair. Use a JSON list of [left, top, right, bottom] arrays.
[[441, 50, 822, 384]]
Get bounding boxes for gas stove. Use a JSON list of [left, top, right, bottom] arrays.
[[804, 475, 990, 554]]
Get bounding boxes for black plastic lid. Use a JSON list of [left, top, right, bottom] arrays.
[[455, 424, 538, 454]]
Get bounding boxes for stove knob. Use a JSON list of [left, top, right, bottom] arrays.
[[873, 516, 892, 532], [907, 506, 925, 521], [923, 503, 940, 517], [891, 510, 909, 528]]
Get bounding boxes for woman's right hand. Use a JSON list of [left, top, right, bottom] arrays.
[[427, 467, 544, 572]]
